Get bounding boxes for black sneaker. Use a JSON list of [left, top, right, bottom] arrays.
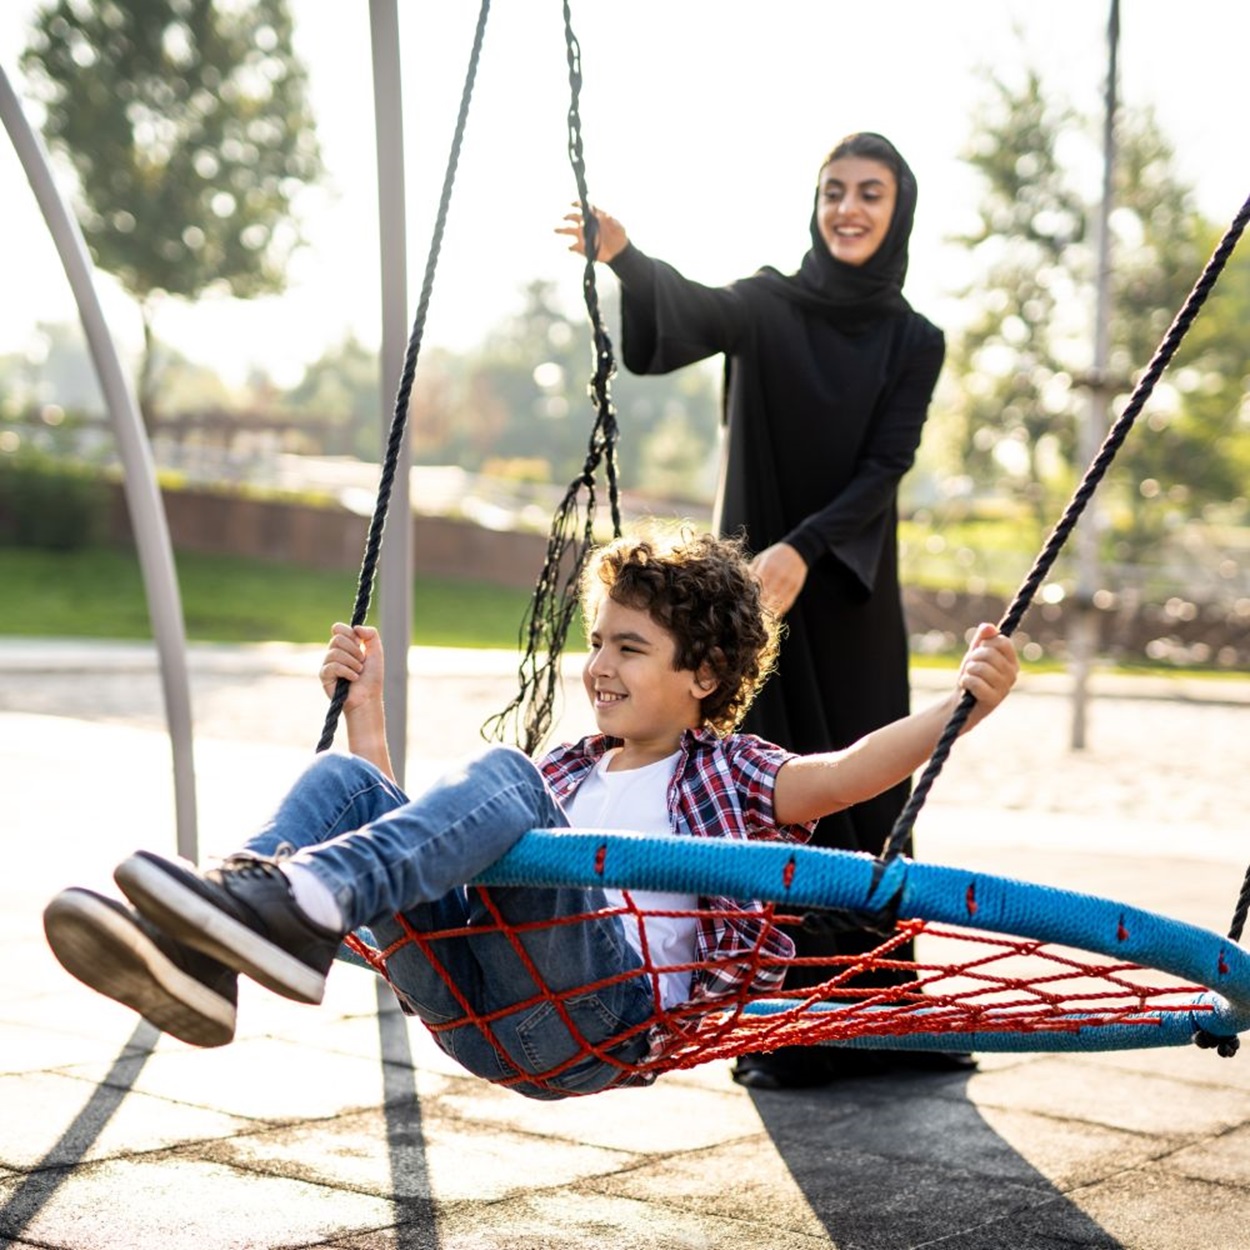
[[113, 850, 342, 1005], [43, 887, 238, 1047], [732, 1046, 838, 1090], [732, 1044, 979, 1090]]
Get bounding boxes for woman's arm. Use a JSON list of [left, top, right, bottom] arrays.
[[319, 623, 395, 781], [557, 205, 748, 372], [783, 325, 945, 576], [771, 624, 1017, 826], [751, 328, 944, 615]]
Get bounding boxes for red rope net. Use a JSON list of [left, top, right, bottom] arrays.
[[342, 889, 1212, 1097]]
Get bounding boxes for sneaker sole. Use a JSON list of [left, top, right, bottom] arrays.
[[43, 890, 235, 1048], [114, 854, 327, 1005]]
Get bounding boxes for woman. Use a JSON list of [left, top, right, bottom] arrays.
[[560, 133, 954, 1089]]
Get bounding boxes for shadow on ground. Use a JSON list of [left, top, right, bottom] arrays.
[[749, 1068, 1124, 1250]]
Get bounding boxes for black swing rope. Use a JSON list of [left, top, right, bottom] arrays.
[[482, 0, 623, 756], [316, 0, 492, 755], [318, 0, 621, 761], [876, 193, 1250, 1056]]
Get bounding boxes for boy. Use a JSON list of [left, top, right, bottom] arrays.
[[44, 532, 1017, 1099]]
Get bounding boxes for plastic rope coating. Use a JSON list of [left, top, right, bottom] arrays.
[[463, 828, 1250, 1053]]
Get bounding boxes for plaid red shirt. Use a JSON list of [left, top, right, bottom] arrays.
[[540, 728, 815, 1002]]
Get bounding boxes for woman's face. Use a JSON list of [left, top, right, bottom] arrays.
[[814, 155, 898, 267]]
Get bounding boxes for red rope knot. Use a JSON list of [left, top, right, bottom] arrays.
[[593, 842, 608, 876], [782, 856, 796, 890], [965, 881, 978, 917], [1116, 915, 1129, 943]]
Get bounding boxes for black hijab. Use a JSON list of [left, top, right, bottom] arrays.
[[754, 132, 917, 331]]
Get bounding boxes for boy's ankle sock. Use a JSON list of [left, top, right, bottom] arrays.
[[279, 862, 345, 933]]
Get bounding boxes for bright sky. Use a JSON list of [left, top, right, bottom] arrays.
[[2, 1, 1248, 389]]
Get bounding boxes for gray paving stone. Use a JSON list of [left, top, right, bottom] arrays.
[[198, 1106, 647, 1202], [63, 1031, 426, 1123], [965, 1055, 1250, 1138], [1159, 1122, 1250, 1188], [1066, 1165, 1250, 1250], [5, 646, 1250, 1248], [0, 1066, 252, 1170], [413, 1189, 835, 1250], [754, 1079, 1185, 1189], [0, 1156, 400, 1249], [423, 1072, 767, 1157]]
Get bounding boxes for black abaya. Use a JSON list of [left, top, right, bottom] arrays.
[[608, 242, 944, 986]]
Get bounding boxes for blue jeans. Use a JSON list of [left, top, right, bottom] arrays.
[[243, 745, 654, 1098]]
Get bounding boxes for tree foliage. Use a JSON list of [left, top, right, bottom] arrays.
[[21, 0, 323, 423], [402, 280, 721, 502], [276, 280, 722, 505], [283, 334, 384, 460], [945, 65, 1085, 528], [944, 62, 1250, 555]]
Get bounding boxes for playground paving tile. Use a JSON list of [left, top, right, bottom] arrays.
[[3, 642, 1250, 1247]]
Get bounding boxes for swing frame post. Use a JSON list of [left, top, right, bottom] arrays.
[[0, 65, 199, 860], [368, 0, 413, 786]]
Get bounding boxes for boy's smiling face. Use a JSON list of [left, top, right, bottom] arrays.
[[582, 596, 711, 767]]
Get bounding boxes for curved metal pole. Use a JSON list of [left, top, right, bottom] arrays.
[[369, 0, 412, 786], [0, 64, 198, 859]]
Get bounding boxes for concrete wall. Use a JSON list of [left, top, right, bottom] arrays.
[[106, 484, 1250, 667], [109, 483, 551, 590]]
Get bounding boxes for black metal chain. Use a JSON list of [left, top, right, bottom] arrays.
[[316, 0, 491, 753], [881, 192, 1250, 864]]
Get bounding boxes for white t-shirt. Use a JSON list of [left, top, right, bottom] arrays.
[[564, 748, 698, 1008]]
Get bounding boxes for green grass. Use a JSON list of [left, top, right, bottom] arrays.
[[6, 544, 1245, 683], [0, 546, 539, 648]]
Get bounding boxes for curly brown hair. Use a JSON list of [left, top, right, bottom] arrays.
[[581, 532, 780, 736]]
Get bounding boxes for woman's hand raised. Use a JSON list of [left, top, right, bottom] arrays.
[[555, 204, 628, 263]]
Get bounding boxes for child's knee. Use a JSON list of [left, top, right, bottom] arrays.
[[309, 751, 387, 789], [476, 744, 540, 785]]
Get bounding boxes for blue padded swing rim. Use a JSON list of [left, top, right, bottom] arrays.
[[463, 829, 1250, 1053]]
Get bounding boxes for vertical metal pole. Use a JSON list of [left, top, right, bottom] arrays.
[[0, 65, 199, 858], [368, 0, 412, 785], [1070, 0, 1119, 750]]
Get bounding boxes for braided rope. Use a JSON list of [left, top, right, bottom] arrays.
[[316, 0, 491, 753], [879, 194, 1250, 863], [482, 0, 622, 757]]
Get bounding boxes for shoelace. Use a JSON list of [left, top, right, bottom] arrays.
[[218, 854, 288, 884]]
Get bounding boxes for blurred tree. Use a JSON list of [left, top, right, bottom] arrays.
[[272, 281, 722, 503], [21, 0, 323, 432], [944, 65, 1086, 533], [283, 334, 386, 459], [1103, 120, 1250, 561], [157, 345, 235, 416], [21, 321, 103, 414], [448, 280, 720, 500], [943, 64, 1250, 552]]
